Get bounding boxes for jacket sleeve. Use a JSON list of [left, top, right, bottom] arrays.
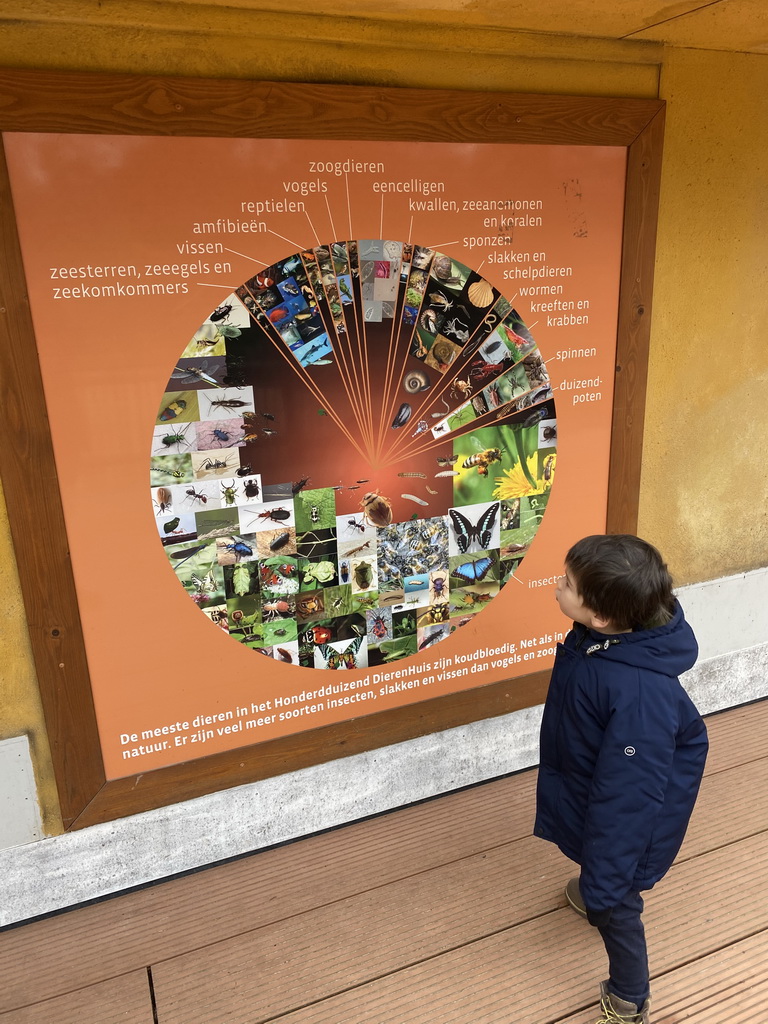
[[579, 670, 678, 912]]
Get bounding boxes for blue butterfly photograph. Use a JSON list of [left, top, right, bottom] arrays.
[[449, 553, 498, 585]]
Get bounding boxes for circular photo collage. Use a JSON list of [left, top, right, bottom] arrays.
[[150, 240, 557, 669]]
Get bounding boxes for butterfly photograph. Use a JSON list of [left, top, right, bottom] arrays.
[[448, 501, 500, 556], [314, 634, 367, 670], [449, 553, 498, 586]]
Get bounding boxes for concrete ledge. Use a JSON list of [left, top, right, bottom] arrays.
[[1, 634, 766, 928], [677, 566, 768, 663], [1, 570, 766, 925]]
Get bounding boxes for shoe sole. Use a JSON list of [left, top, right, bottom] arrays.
[[565, 877, 588, 918]]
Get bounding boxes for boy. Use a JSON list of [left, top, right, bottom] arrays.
[[534, 535, 708, 1024]]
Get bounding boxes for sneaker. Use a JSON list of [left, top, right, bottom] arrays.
[[565, 876, 587, 917], [594, 980, 651, 1023]]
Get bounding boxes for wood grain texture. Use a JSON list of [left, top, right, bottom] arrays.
[[702, 698, 768, 775], [607, 106, 665, 534], [152, 833, 768, 1024], [559, 931, 768, 1024], [259, 845, 768, 1024], [0, 68, 663, 827], [151, 838, 570, 1024], [0, 70, 663, 144], [0, 970, 154, 1024], [0, 139, 106, 829]]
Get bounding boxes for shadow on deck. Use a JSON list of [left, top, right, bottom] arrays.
[[1, 699, 767, 1023]]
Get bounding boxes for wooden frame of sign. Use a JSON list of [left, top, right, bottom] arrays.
[[0, 70, 663, 828]]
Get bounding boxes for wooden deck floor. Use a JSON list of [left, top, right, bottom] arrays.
[[2, 698, 767, 1023]]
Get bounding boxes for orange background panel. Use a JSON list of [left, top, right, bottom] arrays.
[[3, 135, 625, 778]]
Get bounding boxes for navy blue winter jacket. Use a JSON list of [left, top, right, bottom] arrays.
[[534, 602, 708, 913]]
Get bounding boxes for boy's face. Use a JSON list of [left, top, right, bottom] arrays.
[[555, 568, 593, 627], [556, 565, 628, 634]]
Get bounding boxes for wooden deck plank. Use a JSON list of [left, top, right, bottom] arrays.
[[0, 699, 764, 1021], [151, 827, 768, 1024], [702, 698, 768, 774], [0, 771, 534, 1013], [680, 755, 768, 858], [151, 837, 572, 1024], [158, 909, 598, 1024], [0, 971, 153, 1024], [558, 929, 768, 1023]]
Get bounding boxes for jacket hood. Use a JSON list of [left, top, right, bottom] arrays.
[[577, 600, 698, 678]]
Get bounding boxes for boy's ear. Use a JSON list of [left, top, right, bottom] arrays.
[[589, 611, 613, 631]]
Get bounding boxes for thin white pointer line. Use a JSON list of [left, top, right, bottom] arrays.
[[268, 228, 303, 249], [223, 247, 266, 265]]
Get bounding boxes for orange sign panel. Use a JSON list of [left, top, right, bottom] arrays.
[[3, 135, 626, 777]]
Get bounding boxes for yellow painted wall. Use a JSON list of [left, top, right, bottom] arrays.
[[639, 47, 768, 579], [0, 8, 765, 832]]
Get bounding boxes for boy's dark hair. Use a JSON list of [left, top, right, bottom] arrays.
[[565, 534, 675, 631]]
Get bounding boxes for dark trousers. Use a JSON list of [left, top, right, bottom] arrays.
[[597, 890, 650, 1007]]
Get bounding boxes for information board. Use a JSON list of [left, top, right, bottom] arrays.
[[0, 74, 663, 825], [4, 134, 624, 776]]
